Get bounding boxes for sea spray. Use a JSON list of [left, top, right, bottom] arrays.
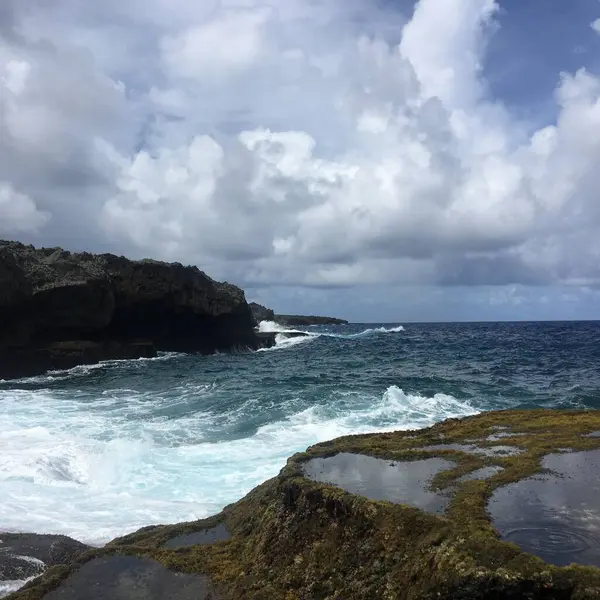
[[1, 321, 599, 543]]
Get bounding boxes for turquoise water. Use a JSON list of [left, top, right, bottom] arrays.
[[0, 320, 599, 544]]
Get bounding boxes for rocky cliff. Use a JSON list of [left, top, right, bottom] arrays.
[[249, 302, 348, 327], [7, 409, 600, 599], [0, 241, 273, 379]]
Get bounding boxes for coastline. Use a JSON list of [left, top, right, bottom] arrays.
[[4, 408, 600, 599]]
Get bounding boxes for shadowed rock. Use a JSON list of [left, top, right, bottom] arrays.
[[0, 241, 273, 380], [0, 534, 89, 582], [41, 556, 219, 600]]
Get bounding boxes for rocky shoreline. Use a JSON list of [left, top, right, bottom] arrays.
[[249, 302, 348, 327], [4, 409, 600, 599], [0, 241, 275, 380]]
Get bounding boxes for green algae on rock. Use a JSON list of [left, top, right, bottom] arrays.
[[8, 409, 600, 600]]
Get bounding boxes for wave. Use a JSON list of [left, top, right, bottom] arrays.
[[257, 321, 405, 351], [0, 352, 184, 386], [0, 382, 476, 545], [257, 333, 315, 352], [356, 325, 405, 335]]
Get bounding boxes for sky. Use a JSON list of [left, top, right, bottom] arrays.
[[1, 0, 600, 322]]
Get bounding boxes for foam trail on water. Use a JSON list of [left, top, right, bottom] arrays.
[[257, 333, 315, 352], [256, 321, 405, 349], [2, 352, 184, 385], [257, 320, 313, 335], [0, 380, 477, 545]]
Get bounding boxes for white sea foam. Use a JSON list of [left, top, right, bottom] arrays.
[[0, 578, 36, 598], [0, 378, 477, 545], [256, 321, 405, 351], [4, 352, 184, 386]]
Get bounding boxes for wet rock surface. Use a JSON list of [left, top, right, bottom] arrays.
[[0, 534, 89, 583], [457, 465, 504, 482], [41, 556, 219, 600], [163, 524, 231, 549], [303, 452, 455, 514], [489, 448, 600, 567], [8, 409, 600, 599]]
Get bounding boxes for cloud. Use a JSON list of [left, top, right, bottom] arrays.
[[0, 182, 49, 233], [592, 18, 600, 35], [1, 0, 600, 302]]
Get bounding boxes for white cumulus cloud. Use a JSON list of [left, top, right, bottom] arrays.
[[1, 0, 600, 309]]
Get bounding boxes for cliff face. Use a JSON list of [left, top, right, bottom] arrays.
[[9, 409, 600, 600], [0, 241, 272, 379], [248, 302, 275, 325]]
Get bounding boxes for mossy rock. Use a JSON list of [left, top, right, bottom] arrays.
[[9, 409, 600, 599]]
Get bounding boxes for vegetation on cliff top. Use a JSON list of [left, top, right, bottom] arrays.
[[10, 409, 600, 600]]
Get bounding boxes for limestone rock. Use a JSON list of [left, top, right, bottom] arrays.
[[10, 409, 600, 599], [0, 241, 272, 379]]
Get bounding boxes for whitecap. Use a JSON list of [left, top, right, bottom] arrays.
[[0, 378, 475, 545]]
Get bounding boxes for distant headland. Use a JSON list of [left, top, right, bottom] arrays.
[[249, 302, 348, 326]]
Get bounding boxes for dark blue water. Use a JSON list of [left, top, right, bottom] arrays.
[[0, 320, 598, 545]]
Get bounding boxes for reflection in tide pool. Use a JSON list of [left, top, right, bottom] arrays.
[[489, 449, 600, 567], [303, 452, 455, 514]]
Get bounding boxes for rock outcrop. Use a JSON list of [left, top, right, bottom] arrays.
[[249, 302, 348, 327], [0, 534, 89, 594], [8, 409, 600, 599], [248, 303, 275, 324], [275, 314, 349, 326], [0, 241, 273, 380]]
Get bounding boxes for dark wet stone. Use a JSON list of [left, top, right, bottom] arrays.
[[42, 556, 219, 600], [489, 449, 600, 567], [303, 453, 455, 515], [457, 466, 504, 482], [163, 524, 231, 549], [0, 534, 89, 582], [419, 443, 522, 457]]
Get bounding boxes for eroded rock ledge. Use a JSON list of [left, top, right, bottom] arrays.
[[249, 302, 348, 327], [0, 241, 274, 380], [7, 409, 600, 599]]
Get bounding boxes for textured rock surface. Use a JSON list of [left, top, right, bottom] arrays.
[[249, 302, 348, 326], [41, 556, 219, 600], [275, 314, 349, 326], [0, 534, 89, 583], [248, 303, 274, 325], [9, 409, 600, 600], [0, 241, 272, 379]]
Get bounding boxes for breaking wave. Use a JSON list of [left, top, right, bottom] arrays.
[[0, 378, 475, 544], [257, 321, 405, 350]]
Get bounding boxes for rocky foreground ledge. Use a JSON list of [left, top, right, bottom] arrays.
[[5, 409, 600, 599], [0, 241, 274, 380]]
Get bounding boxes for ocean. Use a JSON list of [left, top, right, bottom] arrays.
[[1, 320, 599, 546]]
